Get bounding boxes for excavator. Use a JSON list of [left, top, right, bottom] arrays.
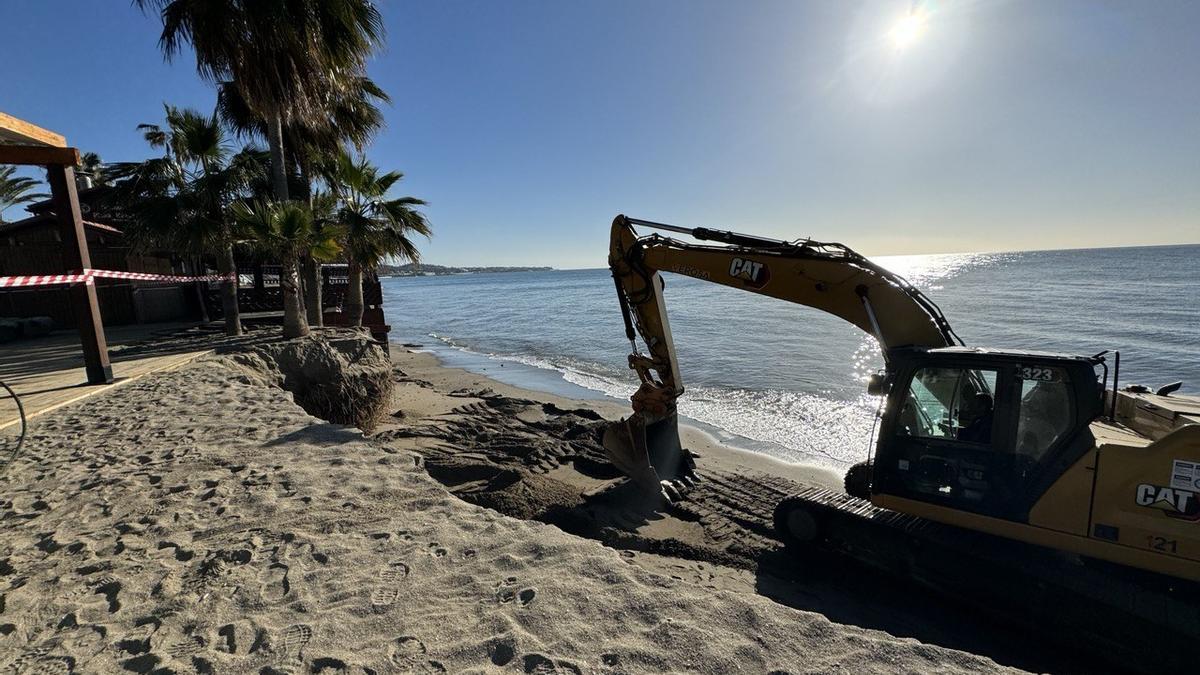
[[602, 214, 1200, 666]]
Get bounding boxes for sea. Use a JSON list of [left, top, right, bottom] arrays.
[[382, 244, 1199, 472]]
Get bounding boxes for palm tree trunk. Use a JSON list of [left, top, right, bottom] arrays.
[[297, 162, 323, 327], [268, 112, 289, 201], [281, 252, 309, 338], [218, 244, 242, 336], [193, 256, 211, 324], [346, 258, 365, 327], [193, 282, 210, 324], [303, 255, 323, 327]]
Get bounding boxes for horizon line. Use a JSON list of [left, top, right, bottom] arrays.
[[423, 239, 1200, 271]]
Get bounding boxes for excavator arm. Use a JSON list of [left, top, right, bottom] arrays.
[[604, 214, 961, 496]]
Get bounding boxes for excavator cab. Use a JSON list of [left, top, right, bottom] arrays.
[[871, 347, 1104, 521]]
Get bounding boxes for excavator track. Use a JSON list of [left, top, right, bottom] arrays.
[[776, 488, 1200, 673]]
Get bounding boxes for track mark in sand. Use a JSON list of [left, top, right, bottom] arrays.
[[19, 656, 74, 675], [495, 576, 518, 603], [522, 654, 583, 674], [93, 578, 122, 613], [487, 639, 516, 666], [279, 624, 312, 661], [310, 656, 349, 673], [388, 636, 445, 673], [496, 577, 534, 606], [427, 543, 447, 558], [370, 585, 400, 610], [380, 560, 410, 583], [156, 540, 195, 562], [166, 635, 206, 658], [517, 588, 536, 606], [262, 563, 291, 601], [457, 548, 477, 562], [152, 569, 182, 598], [1, 648, 50, 674], [217, 624, 237, 653]]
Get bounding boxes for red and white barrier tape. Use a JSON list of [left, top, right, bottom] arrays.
[[0, 268, 236, 289]]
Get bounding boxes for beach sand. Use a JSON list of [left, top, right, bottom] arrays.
[[0, 331, 1020, 673]]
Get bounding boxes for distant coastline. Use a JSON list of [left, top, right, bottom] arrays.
[[380, 262, 553, 277]]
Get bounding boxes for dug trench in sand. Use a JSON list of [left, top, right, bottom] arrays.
[[0, 329, 1016, 673]]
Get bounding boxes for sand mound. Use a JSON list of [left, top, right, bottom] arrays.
[[388, 388, 791, 569], [0, 349, 1012, 673], [229, 331, 393, 431]]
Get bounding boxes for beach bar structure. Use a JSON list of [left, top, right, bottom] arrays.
[[0, 111, 112, 384]]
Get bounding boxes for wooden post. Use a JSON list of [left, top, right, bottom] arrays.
[[47, 164, 112, 384]]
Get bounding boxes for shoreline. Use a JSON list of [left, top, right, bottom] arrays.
[[386, 346, 844, 491], [397, 335, 857, 481]]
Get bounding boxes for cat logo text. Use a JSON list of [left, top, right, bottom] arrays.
[[1136, 483, 1200, 521], [729, 258, 769, 288]]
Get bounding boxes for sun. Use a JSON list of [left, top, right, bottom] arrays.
[[889, 10, 928, 50]]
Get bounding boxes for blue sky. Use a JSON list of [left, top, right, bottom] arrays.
[[2, 1, 1197, 268]]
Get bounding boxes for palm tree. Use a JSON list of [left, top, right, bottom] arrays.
[[0, 166, 47, 224], [232, 200, 340, 338], [216, 75, 391, 326], [134, 0, 385, 202], [108, 106, 269, 336], [323, 152, 430, 326], [77, 152, 108, 188]]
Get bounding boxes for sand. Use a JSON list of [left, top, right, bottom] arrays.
[[0, 331, 1018, 674]]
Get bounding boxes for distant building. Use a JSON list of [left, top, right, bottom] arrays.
[[0, 185, 204, 327]]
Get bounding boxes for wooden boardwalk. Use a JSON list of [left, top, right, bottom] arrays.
[[0, 322, 212, 434]]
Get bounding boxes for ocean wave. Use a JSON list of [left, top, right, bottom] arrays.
[[425, 332, 875, 470]]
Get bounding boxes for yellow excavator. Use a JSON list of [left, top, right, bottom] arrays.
[[602, 214, 1200, 663]]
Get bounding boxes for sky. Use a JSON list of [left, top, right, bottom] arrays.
[[2, 0, 1198, 268]]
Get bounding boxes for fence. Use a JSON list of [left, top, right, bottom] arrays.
[[204, 264, 390, 346]]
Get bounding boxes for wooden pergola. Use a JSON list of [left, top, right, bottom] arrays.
[[1, 111, 112, 384]]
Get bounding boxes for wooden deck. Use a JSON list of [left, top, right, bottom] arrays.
[[0, 322, 212, 434]]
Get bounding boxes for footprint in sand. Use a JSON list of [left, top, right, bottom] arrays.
[[380, 561, 410, 584], [279, 623, 312, 661], [92, 577, 122, 613], [309, 656, 355, 673], [427, 543, 447, 558], [261, 563, 291, 601], [495, 578, 536, 607], [522, 654, 583, 674], [388, 636, 445, 673], [217, 624, 238, 654], [516, 588, 536, 606], [370, 585, 400, 610], [495, 576, 518, 602], [153, 569, 182, 598], [14, 655, 74, 675], [487, 638, 516, 666], [166, 634, 206, 658]]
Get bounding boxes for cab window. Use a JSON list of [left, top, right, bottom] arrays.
[[1014, 366, 1073, 462], [898, 367, 998, 444]]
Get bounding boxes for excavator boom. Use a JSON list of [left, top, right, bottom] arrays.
[[605, 214, 961, 495]]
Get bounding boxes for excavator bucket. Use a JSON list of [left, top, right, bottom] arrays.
[[602, 412, 694, 497]]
